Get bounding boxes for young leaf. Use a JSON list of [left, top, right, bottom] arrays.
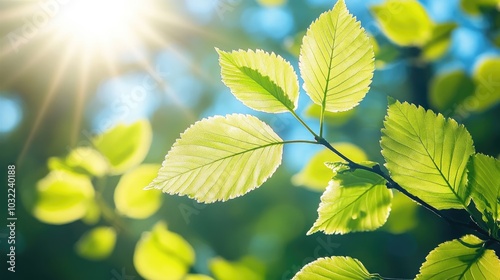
[[381, 100, 475, 210], [417, 235, 500, 279], [292, 143, 367, 191], [93, 119, 152, 174], [134, 221, 195, 280], [299, 0, 374, 113], [308, 167, 391, 235], [75, 227, 117, 260], [292, 256, 381, 280], [114, 164, 163, 219], [48, 147, 109, 177], [34, 170, 95, 225], [371, 0, 434, 46], [217, 48, 299, 113], [468, 154, 500, 223], [147, 114, 283, 203]]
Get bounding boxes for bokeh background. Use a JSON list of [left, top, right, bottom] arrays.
[[1, 0, 499, 279]]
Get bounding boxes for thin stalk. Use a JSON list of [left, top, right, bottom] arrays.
[[290, 110, 319, 138]]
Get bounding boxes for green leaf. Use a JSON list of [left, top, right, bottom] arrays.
[[114, 164, 163, 219], [93, 119, 152, 174], [184, 275, 215, 280], [468, 154, 500, 223], [292, 256, 381, 280], [382, 191, 418, 234], [34, 170, 95, 225], [292, 143, 367, 191], [75, 226, 116, 260], [134, 221, 195, 280], [417, 235, 500, 279], [422, 22, 457, 61], [304, 103, 356, 127], [48, 147, 109, 177], [217, 48, 299, 113], [428, 70, 475, 112], [299, 0, 374, 113], [308, 167, 391, 235], [381, 100, 475, 210], [371, 0, 434, 46], [463, 57, 500, 112], [210, 256, 266, 280], [147, 114, 283, 203]]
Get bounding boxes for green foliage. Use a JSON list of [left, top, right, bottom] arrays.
[[209, 256, 266, 280], [308, 163, 391, 235], [134, 221, 195, 280], [416, 235, 500, 279], [93, 119, 152, 174], [147, 114, 283, 203], [382, 192, 418, 234], [429, 70, 475, 112], [299, 0, 374, 113], [292, 256, 381, 280], [48, 147, 109, 176], [421, 22, 457, 61], [75, 226, 117, 260], [467, 57, 500, 112], [371, 0, 433, 46], [381, 100, 475, 210], [114, 164, 163, 219]]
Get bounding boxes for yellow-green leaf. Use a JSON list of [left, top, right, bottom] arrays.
[[422, 22, 457, 61], [304, 103, 356, 127], [381, 100, 475, 210], [75, 227, 116, 260], [48, 147, 109, 177], [183, 275, 214, 280], [209, 256, 265, 280], [292, 256, 380, 280], [382, 191, 418, 234], [429, 70, 475, 112], [114, 164, 163, 219], [93, 120, 152, 174], [292, 143, 367, 191], [34, 170, 95, 225], [417, 235, 500, 279], [134, 221, 195, 280], [371, 0, 434, 46], [468, 154, 500, 222], [463, 57, 500, 112], [217, 49, 299, 113], [308, 167, 391, 235], [300, 0, 374, 113], [147, 114, 283, 203]]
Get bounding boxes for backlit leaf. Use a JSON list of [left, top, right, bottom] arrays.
[[300, 0, 374, 113], [217, 49, 299, 113], [308, 166, 391, 235], [304, 103, 356, 127], [463, 57, 500, 112], [93, 120, 152, 174], [292, 143, 367, 191], [48, 147, 109, 177], [468, 154, 500, 223], [422, 22, 457, 61], [184, 275, 215, 280], [292, 256, 380, 280], [429, 70, 474, 112], [210, 256, 266, 280], [381, 100, 475, 210], [75, 226, 116, 260], [371, 0, 433, 46], [134, 221, 195, 280], [147, 114, 283, 203], [114, 164, 163, 219], [34, 170, 95, 225], [417, 235, 500, 279]]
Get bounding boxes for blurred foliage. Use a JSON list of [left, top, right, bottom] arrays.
[[1, 0, 500, 279]]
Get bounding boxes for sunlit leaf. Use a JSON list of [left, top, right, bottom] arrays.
[[184, 275, 215, 280], [134, 221, 195, 280], [417, 235, 500, 279], [371, 0, 434, 46], [292, 143, 367, 191], [428, 70, 475, 112], [209, 256, 265, 280], [114, 164, 163, 219], [75, 226, 116, 260], [81, 199, 100, 225], [463, 57, 500, 112], [304, 103, 356, 127], [93, 120, 152, 174], [382, 191, 418, 234], [34, 170, 95, 225], [300, 0, 374, 112], [381, 100, 475, 210], [461, 0, 500, 14], [217, 49, 299, 113], [308, 165, 391, 235], [468, 154, 500, 222], [292, 256, 380, 280], [422, 22, 457, 61], [48, 147, 109, 177], [147, 114, 283, 203]]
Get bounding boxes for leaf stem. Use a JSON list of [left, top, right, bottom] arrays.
[[313, 135, 500, 245], [290, 110, 320, 138]]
